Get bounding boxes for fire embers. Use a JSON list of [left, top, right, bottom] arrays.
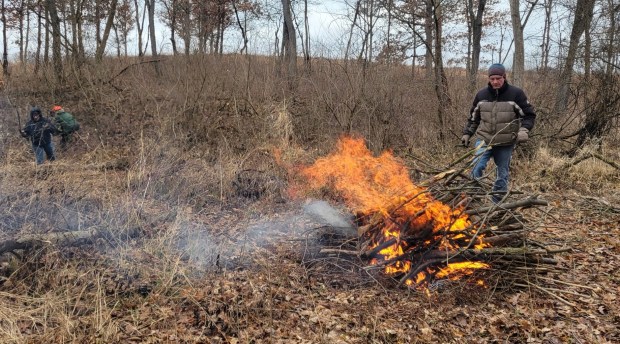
[[301, 136, 489, 289], [356, 191, 489, 288]]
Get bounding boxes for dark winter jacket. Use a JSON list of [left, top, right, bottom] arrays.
[[463, 81, 536, 146], [21, 111, 58, 146]]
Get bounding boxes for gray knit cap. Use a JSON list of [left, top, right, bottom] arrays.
[[488, 63, 506, 76]]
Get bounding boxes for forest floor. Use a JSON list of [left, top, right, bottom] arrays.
[[1, 139, 619, 344], [1, 69, 619, 342]]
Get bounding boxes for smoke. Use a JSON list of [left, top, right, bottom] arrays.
[[302, 200, 355, 235], [174, 199, 356, 270]]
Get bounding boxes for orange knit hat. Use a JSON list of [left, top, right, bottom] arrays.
[[52, 105, 63, 111]]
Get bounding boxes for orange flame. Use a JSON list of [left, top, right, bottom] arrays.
[[300, 136, 488, 287]]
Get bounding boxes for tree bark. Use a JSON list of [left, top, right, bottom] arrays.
[[345, 0, 361, 61], [554, 0, 595, 114], [34, 0, 42, 74], [95, 0, 118, 61], [45, 0, 63, 82], [424, 0, 433, 78], [133, 0, 145, 56], [541, 0, 553, 71], [431, 0, 450, 139], [232, 1, 248, 54], [304, 0, 310, 67], [18, 0, 24, 64], [1, 0, 9, 76], [509, 0, 524, 87], [467, 0, 486, 94], [281, 0, 297, 87]]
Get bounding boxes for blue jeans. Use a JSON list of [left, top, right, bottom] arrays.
[[471, 139, 515, 203], [33, 142, 56, 164]]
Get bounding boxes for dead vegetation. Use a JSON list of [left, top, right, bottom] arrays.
[[0, 56, 619, 343]]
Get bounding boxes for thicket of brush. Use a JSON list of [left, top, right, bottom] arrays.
[[0, 55, 618, 342]]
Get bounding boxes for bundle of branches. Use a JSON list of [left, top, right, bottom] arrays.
[[357, 163, 566, 286], [316, 169, 566, 291], [296, 137, 571, 291]]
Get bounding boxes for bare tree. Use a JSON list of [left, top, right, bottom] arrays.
[[345, 0, 361, 61], [303, 0, 310, 66], [133, 0, 146, 56], [423, 0, 433, 78], [146, 0, 156, 56], [1, 0, 8, 76], [179, 0, 191, 55], [509, 0, 524, 87], [429, 0, 450, 139], [69, 0, 86, 62], [161, 0, 178, 55], [603, 0, 619, 76], [281, 0, 297, 84], [540, 0, 553, 71], [554, 0, 595, 114], [232, 0, 248, 54], [95, 0, 118, 61], [466, 0, 487, 93], [34, 0, 42, 73], [45, 0, 62, 81], [115, 0, 134, 57]]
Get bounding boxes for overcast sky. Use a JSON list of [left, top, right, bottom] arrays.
[[4, 1, 569, 71]]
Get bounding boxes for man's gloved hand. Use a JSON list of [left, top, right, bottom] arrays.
[[19, 129, 26, 137], [517, 128, 529, 143], [461, 134, 471, 147]]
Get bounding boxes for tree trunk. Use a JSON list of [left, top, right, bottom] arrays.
[[281, 0, 297, 86], [45, 0, 63, 82], [18, 0, 24, 64], [34, 0, 42, 74], [541, 0, 552, 71], [25, 0, 30, 65], [431, 0, 450, 139], [509, 0, 524, 87], [70, 0, 85, 62], [232, 1, 248, 54], [169, 0, 177, 55], [44, 4, 49, 64], [554, 0, 595, 114], [95, 0, 101, 46], [467, 0, 486, 94], [1, 0, 8, 76], [304, 0, 310, 67], [133, 0, 145, 56], [424, 0, 433, 78], [583, 13, 591, 80], [176, 0, 191, 56], [345, 0, 361, 61], [114, 23, 121, 57], [95, 0, 118, 61], [604, 0, 618, 76], [147, 0, 157, 56]]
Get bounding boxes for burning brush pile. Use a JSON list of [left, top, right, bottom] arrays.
[[299, 136, 560, 290]]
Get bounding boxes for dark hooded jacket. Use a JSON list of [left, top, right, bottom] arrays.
[[21, 107, 58, 146], [463, 80, 536, 146]]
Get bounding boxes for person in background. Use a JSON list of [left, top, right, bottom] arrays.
[[50, 105, 80, 150], [20, 106, 59, 164], [461, 63, 537, 203]]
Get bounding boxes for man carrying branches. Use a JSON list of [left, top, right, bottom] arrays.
[[461, 63, 537, 203], [20, 106, 59, 164]]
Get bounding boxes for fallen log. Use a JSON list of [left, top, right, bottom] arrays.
[[0, 227, 141, 256]]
